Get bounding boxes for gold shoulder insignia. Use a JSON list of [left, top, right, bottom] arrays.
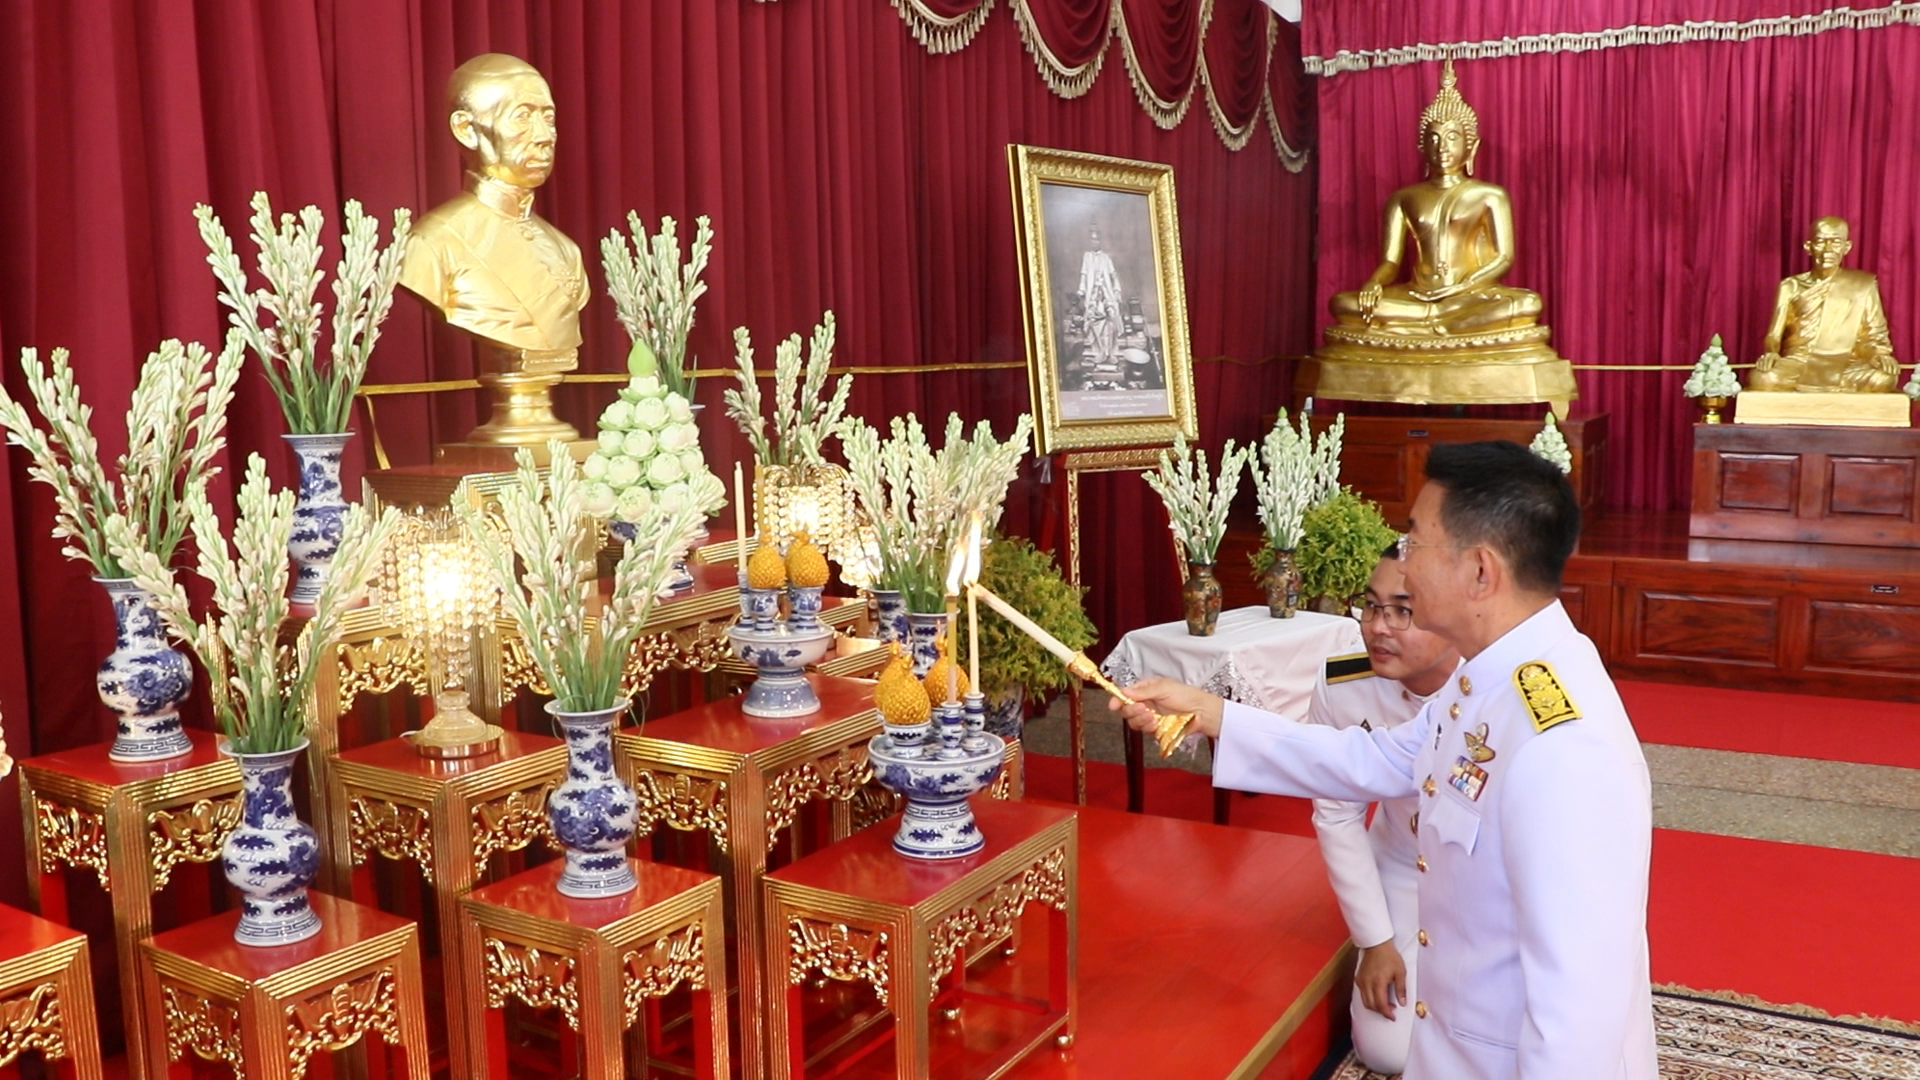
[[1513, 661, 1580, 733], [1325, 652, 1374, 684]]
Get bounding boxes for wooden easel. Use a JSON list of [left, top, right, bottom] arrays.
[[1054, 446, 1175, 807]]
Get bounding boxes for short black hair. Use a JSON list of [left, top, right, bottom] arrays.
[[1422, 441, 1580, 595]]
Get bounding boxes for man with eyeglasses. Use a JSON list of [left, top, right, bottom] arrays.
[[1114, 441, 1654, 1080], [1222, 545, 1460, 1075]]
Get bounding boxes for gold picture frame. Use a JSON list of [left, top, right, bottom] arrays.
[[1009, 144, 1197, 455]]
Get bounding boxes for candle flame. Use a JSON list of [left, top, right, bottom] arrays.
[[945, 534, 968, 596]]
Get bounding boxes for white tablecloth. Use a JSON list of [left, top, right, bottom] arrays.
[[1101, 607, 1366, 720]]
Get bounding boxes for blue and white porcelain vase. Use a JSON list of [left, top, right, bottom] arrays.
[[545, 699, 639, 898], [906, 611, 948, 678], [96, 577, 194, 763], [223, 741, 323, 946], [872, 589, 908, 646], [284, 433, 353, 610], [983, 687, 1026, 741]]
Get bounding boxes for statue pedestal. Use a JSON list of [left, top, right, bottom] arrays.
[[1692, 423, 1920, 546], [1732, 391, 1912, 428], [1306, 336, 1578, 417]]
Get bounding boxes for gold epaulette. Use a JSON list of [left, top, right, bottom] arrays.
[[1513, 660, 1580, 733], [1325, 652, 1374, 685]]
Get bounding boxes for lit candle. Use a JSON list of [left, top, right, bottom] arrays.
[[970, 582, 1077, 666], [732, 461, 748, 578], [944, 539, 967, 704], [962, 518, 983, 691]]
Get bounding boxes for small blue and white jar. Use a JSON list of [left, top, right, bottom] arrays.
[[222, 740, 323, 946], [545, 699, 640, 898]]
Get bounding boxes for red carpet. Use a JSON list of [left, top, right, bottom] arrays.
[[1027, 751, 1920, 1026], [1649, 829, 1920, 1025], [1620, 680, 1920, 769]]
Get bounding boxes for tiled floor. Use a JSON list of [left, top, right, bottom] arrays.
[[1022, 688, 1920, 858]]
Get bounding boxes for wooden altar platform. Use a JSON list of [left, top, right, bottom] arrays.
[[949, 803, 1352, 1080], [1564, 512, 1920, 703]]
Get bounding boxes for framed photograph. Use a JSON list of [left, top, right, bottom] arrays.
[[1008, 144, 1196, 455]]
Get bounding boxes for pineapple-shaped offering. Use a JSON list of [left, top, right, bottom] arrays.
[[922, 632, 970, 704], [742, 539, 788, 632], [785, 532, 830, 630], [874, 644, 933, 755], [584, 341, 727, 527]]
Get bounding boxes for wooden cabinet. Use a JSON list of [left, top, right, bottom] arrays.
[[1691, 424, 1920, 546]]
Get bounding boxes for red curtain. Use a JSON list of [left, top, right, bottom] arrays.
[[0, 1, 1314, 794], [1305, 2, 1920, 511]]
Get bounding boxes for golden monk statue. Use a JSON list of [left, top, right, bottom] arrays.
[[1747, 217, 1898, 393], [401, 53, 589, 450], [1314, 61, 1575, 412]]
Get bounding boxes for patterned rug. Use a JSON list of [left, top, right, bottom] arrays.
[[1324, 988, 1920, 1079]]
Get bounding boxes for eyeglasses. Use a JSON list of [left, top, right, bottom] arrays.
[[1394, 535, 1471, 562], [1359, 601, 1415, 631]]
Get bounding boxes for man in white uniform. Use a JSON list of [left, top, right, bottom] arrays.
[[1117, 442, 1656, 1080], [1271, 551, 1460, 1074]]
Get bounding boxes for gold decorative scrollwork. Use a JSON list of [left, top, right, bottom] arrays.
[[483, 939, 579, 1030], [632, 771, 730, 854], [988, 766, 1016, 802], [35, 798, 109, 890], [161, 985, 242, 1070], [847, 780, 903, 833], [284, 968, 403, 1080], [764, 746, 873, 838], [497, 630, 551, 700], [788, 919, 890, 1008], [471, 782, 558, 866], [0, 982, 66, 1068], [926, 846, 1069, 995], [335, 636, 430, 708], [347, 797, 436, 884], [619, 923, 707, 1028], [148, 795, 244, 891], [620, 619, 740, 698]]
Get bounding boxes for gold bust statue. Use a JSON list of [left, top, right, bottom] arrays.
[[1313, 61, 1574, 412], [1747, 217, 1897, 393], [401, 53, 589, 449]]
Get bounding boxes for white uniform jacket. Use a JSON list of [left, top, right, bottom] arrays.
[[1301, 654, 1436, 950], [1213, 602, 1656, 1080]]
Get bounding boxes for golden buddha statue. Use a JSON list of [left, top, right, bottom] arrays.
[[1313, 61, 1575, 413], [401, 53, 590, 452], [1747, 217, 1897, 393]]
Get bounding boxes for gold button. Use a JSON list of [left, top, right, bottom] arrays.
[[1459, 675, 1473, 695], [1418, 930, 1430, 946], [1409, 813, 1420, 836], [1415, 1001, 1428, 1019], [1448, 703, 1462, 720], [1423, 777, 1437, 796], [1417, 856, 1428, 872]]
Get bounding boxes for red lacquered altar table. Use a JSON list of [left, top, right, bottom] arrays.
[[765, 800, 1078, 1080]]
